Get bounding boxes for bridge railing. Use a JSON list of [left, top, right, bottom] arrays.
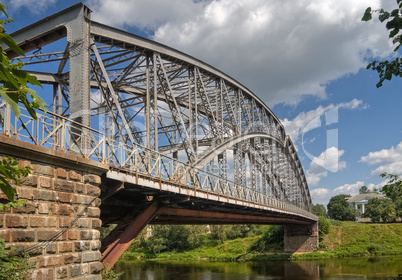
[[0, 102, 315, 220]]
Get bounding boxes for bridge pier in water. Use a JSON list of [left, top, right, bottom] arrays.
[[0, 136, 108, 280], [284, 222, 319, 253]]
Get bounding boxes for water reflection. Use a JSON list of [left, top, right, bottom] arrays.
[[115, 256, 402, 280]]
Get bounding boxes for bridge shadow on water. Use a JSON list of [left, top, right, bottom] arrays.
[[114, 255, 402, 280], [115, 260, 320, 280]]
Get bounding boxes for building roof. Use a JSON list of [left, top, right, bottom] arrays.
[[347, 193, 384, 203]]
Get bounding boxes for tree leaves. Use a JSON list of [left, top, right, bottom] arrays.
[[0, 157, 31, 202], [362, 1, 402, 87], [0, 33, 24, 56], [0, 7, 47, 120], [362, 7, 373, 21], [327, 194, 357, 221]]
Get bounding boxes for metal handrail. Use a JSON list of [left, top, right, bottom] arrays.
[[0, 102, 316, 220]]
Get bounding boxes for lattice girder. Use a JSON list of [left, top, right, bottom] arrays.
[[7, 3, 313, 212]]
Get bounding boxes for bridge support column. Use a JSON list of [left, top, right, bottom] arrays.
[[0, 136, 108, 280], [100, 200, 160, 269], [283, 222, 318, 253]]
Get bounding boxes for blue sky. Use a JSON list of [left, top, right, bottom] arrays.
[[5, 0, 402, 207]]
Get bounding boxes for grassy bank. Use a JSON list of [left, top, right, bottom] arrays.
[[121, 222, 402, 261], [292, 221, 402, 259]]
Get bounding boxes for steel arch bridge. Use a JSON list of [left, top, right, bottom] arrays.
[[6, 3, 312, 214], [4, 3, 316, 266]]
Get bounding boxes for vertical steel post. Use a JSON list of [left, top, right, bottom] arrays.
[[66, 5, 91, 156]]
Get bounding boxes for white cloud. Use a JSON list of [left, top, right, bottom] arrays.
[[85, 0, 394, 106], [306, 146, 346, 187], [86, 0, 208, 30], [6, 0, 57, 12], [310, 180, 385, 206], [360, 141, 402, 176], [282, 99, 367, 144]]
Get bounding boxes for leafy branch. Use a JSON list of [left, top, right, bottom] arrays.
[[362, 1, 402, 87], [0, 3, 46, 119]]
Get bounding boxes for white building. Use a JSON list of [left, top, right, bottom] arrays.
[[347, 193, 384, 216]]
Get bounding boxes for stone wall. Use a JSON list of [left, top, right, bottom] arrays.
[[0, 157, 104, 280], [283, 222, 319, 253]]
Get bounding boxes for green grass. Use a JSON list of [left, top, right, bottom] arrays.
[[292, 222, 402, 260], [121, 222, 402, 261]]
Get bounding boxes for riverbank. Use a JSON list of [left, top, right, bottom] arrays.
[[121, 221, 402, 261]]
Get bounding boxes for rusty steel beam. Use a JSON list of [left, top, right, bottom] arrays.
[[100, 200, 160, 269], [100, 181, 125, 202], [155, 207, 311, 225]]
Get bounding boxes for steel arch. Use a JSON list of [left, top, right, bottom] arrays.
[[6, 3, 312, 212]]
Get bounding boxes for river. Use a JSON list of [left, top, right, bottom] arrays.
[[114, 255, 401, 279]]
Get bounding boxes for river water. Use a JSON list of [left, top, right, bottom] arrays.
[[115, 255, 401, 280]]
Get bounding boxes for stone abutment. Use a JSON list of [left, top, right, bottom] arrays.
[[0, 135, 108, 280]]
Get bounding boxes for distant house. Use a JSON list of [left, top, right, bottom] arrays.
[[347, 193, 384, 217]]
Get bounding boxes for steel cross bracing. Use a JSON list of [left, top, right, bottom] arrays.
[[4, 4, 313, 215]]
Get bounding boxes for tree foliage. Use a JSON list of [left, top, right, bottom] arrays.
[[145, 225, 203, 254], [364, 197, 396, 222], [0, 157, 30, 208], [380, 172, 402, 202], [318, 216, 331, 243], [359, 186, 369, 194], [327, 194, 357, 221], [363, 173, 402, 222], [249, 226, 283, 252], [0, 239, 31, 280], [0, 3, 46, 206], [380, 172, 402, 219], [0, 3, 46, 119], [362, 1, 402, 88], [312, 204, 326, 217], [210, 225, 263, 243], [0, 3, 46, 272]]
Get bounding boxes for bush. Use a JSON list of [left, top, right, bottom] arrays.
[[318, 216, 331, 242], [329, 219, 343, 226], [145, 225, 203, 254], [364, 198, 396, 222], [249, 226, 284, 252], [0, 253, 32, 280], [367, 244, 382, 254], [327, 194, 358, 221], [101, 267, 124, 280]]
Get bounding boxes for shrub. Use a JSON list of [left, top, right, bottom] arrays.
[[249, 226, 284, 252], [329, 219, 343, 226], [318, 216, 331, 242]]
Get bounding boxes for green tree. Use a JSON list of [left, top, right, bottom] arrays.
[[0, 3, 46, 274], [380, 172, 402, 218], [145, 225, 203, 254], [312, 204, 326, 217], [318, 216, 331, 243], [327, 194, 357, 221], [364, 197, 396, 222], [362, 1, 402, 88], [359, 186, 369, 194], [380, 173, 402, 202], [249, 225, 283, 252], [0, 3, 46, 206]]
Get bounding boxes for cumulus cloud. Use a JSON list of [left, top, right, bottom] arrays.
[[86, 0, 392, 106], [86, 0, 208, 30], [306, 146, 346, 187], [360, 141, 402, 176], [282, 99, 367, 144], [310, 180, 386, 206], [6, 0, 57, 12]]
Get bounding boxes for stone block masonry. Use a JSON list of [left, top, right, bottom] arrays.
[[0, 151, 108, 280], [283, 222, 319, 253]]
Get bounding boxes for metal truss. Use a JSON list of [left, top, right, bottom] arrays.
[[5, 3, 312, 212]]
